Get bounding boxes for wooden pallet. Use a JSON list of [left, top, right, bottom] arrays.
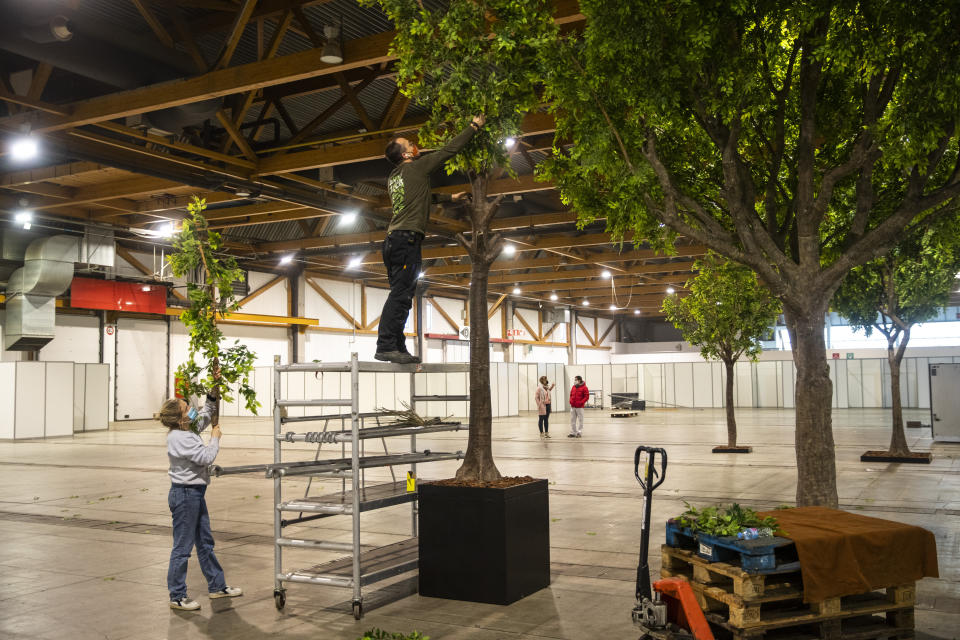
[[661, 545, 802, 600], [660, 546, 915, 639], [666, 522, 800, 574]]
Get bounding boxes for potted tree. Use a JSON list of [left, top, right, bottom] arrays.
[[168, 196, 259, 416], [662, 253, 781, 453], [361, 0, 556, 604], [833, 220, 960, 463]]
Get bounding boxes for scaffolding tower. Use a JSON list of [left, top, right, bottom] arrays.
[[211, 353, 470, 619]]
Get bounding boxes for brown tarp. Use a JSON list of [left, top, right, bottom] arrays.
[[756, 507, 939, 603]]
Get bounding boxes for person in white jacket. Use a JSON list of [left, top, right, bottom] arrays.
[[157, 386, 242, 611], [534, 376, 555, 439]]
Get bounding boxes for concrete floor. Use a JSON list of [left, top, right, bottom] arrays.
[[0, 407, 958, 640]]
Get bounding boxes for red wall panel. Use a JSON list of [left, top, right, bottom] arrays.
[[70, 277, 167, 314]]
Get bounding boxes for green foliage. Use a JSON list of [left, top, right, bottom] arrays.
[[167, 197, 259, 414], [360, 0, 557, 176], [540, 1, 960, 287], [662, 253, 781, 364], [675, 502, 780, 538], [833, 218, 960, 341], [358, 630, 428, 640]]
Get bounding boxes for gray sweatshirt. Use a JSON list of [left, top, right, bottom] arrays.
[[167, 394, 219, 485]]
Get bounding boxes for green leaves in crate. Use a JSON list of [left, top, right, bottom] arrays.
[[358, 630, 429, 640], [675, 502, 780, 538]]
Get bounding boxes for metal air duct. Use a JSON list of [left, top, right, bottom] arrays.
[[4, 235, 80, 351]]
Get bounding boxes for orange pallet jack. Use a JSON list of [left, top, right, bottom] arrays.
[[631, 446, 714, 640]]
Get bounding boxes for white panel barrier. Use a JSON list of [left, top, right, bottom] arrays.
[[1, 361, 107, 439]]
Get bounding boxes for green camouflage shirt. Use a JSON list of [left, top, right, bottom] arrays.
[[386, 126, 476, 234]]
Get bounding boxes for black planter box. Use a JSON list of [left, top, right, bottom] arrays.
[[418, 478, 550, 605]]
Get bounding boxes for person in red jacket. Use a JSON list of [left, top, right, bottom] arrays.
[[568, 375, 589, 438]]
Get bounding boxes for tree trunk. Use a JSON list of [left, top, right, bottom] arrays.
[[783, 303, 838, 507], [455, 176, 501, 482], [887, 328, 911, 456], [724, 358, 737, 447]]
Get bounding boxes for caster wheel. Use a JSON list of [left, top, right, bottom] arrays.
[[352, 600, 363, 620], [274, 589, 286, 610]]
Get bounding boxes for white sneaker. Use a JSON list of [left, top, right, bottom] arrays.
[[545, 433, 551, 438], [170, 597, 200, 611], [209, 586, 243, 599]]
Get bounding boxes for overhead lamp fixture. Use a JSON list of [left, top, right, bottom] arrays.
[[512, 287, 521, 295], [340, 210, 358, 226], [502, 243, 516, 256], [158, 222, 175, 238], [601, 270, 611, 279], [582, 300, 590, 307], [666, 286, 676, 295], [142, 285, 152, 292], [234, 187, 252, 198], [418, 271, 426, 279], [9, 136, 39, 162], [550, 293, 558, 301], [14, 209, 33, 229], [504, 137, 516, 149], [347, 256, 363, 269], [321, 23, 343, 64], [280, 254, 294, 265], [609, 305, 617, 311], [634, 309, 641, 315]]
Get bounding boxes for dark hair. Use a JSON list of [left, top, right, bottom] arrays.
[[574, 376, 583, 383], [385, 138, 405, 165]]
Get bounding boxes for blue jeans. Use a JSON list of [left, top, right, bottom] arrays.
[[167, 484, 226, 600]]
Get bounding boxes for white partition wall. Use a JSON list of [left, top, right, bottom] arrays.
[[0, 363, 15, 438], [1, 362, 87, 439], [116, 318, 168, 420]]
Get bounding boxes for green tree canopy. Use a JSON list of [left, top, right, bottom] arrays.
[[663, 254, 781, 364], [832, 218, 960, 455], [361, 0, 557, 481], [168, 197, 259, 416], [542, 0, 960, 506]]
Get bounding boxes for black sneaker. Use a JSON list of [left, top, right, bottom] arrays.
[[567, 434, 576, 438], [374, 351, 418, 364]]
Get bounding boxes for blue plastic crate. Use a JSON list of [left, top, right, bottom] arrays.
[[665, 521, 799, 575]]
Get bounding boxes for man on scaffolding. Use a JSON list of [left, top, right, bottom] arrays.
[[374, 114, 485, 364]]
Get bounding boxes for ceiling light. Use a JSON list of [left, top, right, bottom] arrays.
[[14, 209, 33, 225], [634, 309, 641, 315], [158, 222, 175, 238], [9, 136, 39, 161], [582, 300, 590, 307], [609, 305, 617, 311], [418, 271, 425, 279], [550, 293, 558, 301], [234, 187, 252, 198], [340, 210, 358, 225], [142, 285, 152, 292], [512, 287, 521, 295], [504, 137, 516, 149], [502, 244, 516, 256], [666, 286, 676, 295], [321, 24, 343, 64], [601, 270, 611, 279], [347, 256, 363, 269], [280, 254, 294, 265]]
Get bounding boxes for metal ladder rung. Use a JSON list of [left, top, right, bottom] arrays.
[[276, 538, 353, 552], [278, 501, 349, 514], [277, 399, 352, 407], [278, 572, 353, 588]]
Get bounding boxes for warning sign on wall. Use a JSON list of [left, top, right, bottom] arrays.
[[105, 325, 115, 336]]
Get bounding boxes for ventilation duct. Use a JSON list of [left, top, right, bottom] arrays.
[[4, 235, 80, 351]]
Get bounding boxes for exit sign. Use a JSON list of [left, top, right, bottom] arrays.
[[506, 328, 525, 337]]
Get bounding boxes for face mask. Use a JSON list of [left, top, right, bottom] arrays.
[[187, 407, 199, 422]]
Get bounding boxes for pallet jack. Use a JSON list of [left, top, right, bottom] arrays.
[[632, 446, 714, 640]]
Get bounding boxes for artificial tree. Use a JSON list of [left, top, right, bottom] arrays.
[[168, 196, 259, 418], [832, 220, 960, 460], [542, 1, 960, 506], [662, 254, 781, 452], [363, 0, 557, 482]]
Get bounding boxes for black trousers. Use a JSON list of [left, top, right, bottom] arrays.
[[376, 230, 423, 353], [538, 404, 551, 433]]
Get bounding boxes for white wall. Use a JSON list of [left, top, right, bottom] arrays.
[[39, 314, 100, 363]]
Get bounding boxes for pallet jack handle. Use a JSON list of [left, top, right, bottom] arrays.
[[634, 446, 667, 493], [634, 446, 667, 602]]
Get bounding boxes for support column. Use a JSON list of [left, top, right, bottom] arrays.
[[288, 270, 305, 363], [503, 300, 514, 362], [567, 308, 577, 365]]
